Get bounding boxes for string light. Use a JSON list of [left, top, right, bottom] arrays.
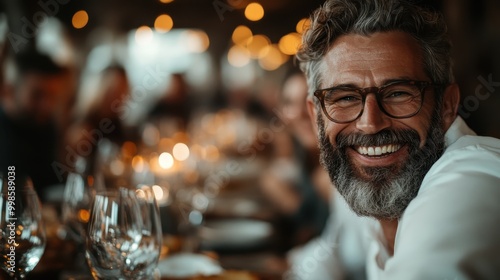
[[159, 152, 174, 169], [246, 34, 270, 58], [259, 44, 287, 71], [232, 25, 253, 45], [155, 14, 174, 33], [72, 10, 89, 29], [135, 26, 154, 45], [245, 3, 264, 21], [173, 143, 190, 161], [279, 32, 301, 55], [182, 30, 210, 53], [228, 45, 251, 67], [296, 18, 311, 34]]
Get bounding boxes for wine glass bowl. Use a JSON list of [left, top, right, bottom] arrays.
[[85, 186, 162, 280], [123, 186, 162, 279], [0, 173, 46, 279]]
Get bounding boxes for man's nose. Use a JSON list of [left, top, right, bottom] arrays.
[[355, 94, 391, 134]]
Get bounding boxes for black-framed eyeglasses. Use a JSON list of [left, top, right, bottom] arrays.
[[314, 80, 441, 123]]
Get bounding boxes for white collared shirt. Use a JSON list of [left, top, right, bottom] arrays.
[[287, 117, 500, 279], [369, 116, 500, 279]]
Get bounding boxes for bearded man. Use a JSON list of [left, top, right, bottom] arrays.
[[287, 0, 500, 279]]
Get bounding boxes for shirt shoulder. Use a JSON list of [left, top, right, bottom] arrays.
[[384, 134, 500, 279], [420, 134, 500, 193]]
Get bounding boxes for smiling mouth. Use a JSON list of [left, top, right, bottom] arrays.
[[355, 144, 402, 156]]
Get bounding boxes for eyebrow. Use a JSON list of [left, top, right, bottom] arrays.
[[324, 76, 416, 89]]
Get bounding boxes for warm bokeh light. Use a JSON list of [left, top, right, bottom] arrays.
[[259, 44, 287, 71], [135, 188, 146, 199], [182, 30, 210, 53], [245, 2, 264, 21], [246, 34, 270, 58], [78, 209, 90, 223], [159, 0, 174, 3], [173, 143, 190, 161], [152, 185, 165, 200], [159, 152, 174, 169], [149, 153, 159, 171], [228, 45, 251, 67], [279, 32, 301, 55], [110, 159, 125, 176], [72, 10, 89, 29], [296, 18, 311, 34], [135, 26, 154, 45], [232, 25, 253, 46], [155, 14, 174, 33], [87, 175, 94, 187], [132, 155, 145, 173]]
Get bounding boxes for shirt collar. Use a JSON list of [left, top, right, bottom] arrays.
[[444, 116, 477, 148]]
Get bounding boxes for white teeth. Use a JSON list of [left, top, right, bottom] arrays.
[[356, 144, 401, 156]]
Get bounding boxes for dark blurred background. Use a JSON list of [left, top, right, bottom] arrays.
[[1, 0, 499, 136]]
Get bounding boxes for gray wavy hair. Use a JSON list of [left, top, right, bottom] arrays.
[[296, 0, 453, 101]]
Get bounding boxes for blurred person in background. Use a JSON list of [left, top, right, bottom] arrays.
[[0, 48, 72, 201], [147, 73, 192, 131], [260, 69, 331, 247], [65, 64, 131, 176]]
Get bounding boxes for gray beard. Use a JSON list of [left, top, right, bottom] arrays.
[[317, 111, 445, 220]]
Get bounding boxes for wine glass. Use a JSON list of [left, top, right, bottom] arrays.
[[123, 185, 162, 279], [61, 171, 104, 279], [62, 172, 98, 243], [0, 172, 46, 279], [85, 188, 144, 279]]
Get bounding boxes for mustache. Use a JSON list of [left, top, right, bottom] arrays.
[[336, 129, 421, 148]]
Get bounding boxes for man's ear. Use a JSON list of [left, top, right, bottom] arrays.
[[441, 83, 460, 130], [307, 96, 320, 136]]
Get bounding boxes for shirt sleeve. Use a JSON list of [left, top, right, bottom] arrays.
[[382, 138, 500, 280]]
